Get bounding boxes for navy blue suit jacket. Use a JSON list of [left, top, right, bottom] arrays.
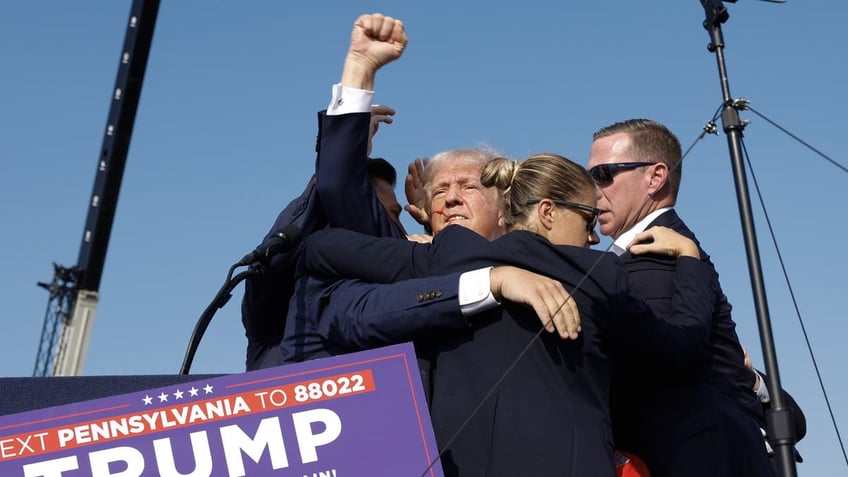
[[241, 111, 403, 370], [613, 209, 772, 477], [298, 225, 717, 477]]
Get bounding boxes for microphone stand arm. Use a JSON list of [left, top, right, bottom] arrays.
[[700, 2, 797, 476], [179, 264, 262, 375]]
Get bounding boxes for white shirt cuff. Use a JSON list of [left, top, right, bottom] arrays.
[[459, 267, 499, 316], [327, 83, 373, 115]]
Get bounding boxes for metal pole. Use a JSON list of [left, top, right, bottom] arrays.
[[700, 1, 797, 475]]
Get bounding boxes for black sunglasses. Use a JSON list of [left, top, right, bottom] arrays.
[[588, 162, 657, 185], [526, 198, 600, 233]]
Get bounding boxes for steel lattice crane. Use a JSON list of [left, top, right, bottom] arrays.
[[33, 0, 160, 377]]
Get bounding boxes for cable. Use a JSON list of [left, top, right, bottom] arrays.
[[740, 136, 848, 468], [743, 105, 847, 174]]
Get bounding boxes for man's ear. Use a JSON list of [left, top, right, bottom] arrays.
[[647, 162, 669, 196]]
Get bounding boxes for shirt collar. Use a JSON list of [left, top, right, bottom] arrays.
[[610, 207, 673, 256]]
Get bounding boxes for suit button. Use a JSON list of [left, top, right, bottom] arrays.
[[417, 293, 425, 302]]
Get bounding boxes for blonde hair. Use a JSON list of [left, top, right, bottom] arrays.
[[481, 153, 594, 228]]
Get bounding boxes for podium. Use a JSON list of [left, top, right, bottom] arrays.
[[0, 344, 443, 476], [0, 374, 221, 416]]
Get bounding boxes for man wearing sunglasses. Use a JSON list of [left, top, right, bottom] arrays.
[[587, 119, 776, 477]]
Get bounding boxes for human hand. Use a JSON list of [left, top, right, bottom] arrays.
[[741, 344, 764, 393], [404, 158, 431, 231], [347, 13, 408, 75], [370, 104, 395, 138], [741, 344, 753, 370], [490, 266, 581, 340], [406, 234, 433, 244], [627, 226, 700, 259], [368, 104, 395, 156]]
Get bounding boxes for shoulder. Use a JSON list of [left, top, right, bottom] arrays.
[[436, 224, 493, 246], [650, 209, 699, 241]]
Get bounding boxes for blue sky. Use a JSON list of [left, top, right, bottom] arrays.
[[2, 1, 845, 474]]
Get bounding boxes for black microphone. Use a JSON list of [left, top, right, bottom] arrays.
[[237, 224, 303, 266]]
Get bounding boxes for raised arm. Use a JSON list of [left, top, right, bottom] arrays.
[[316, 13, 408, 238]]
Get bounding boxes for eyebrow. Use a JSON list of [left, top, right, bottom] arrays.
[[433, 176, 481, 188]]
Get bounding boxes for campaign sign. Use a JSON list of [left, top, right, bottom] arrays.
[[0, 343, 443, 477]]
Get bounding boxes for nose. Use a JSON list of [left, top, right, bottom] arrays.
[[444, 183, 462, 205]]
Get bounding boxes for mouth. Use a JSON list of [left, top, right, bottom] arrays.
[[444, 214, 468, 223]]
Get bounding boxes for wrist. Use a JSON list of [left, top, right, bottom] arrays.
[[489, 267, 503, 301], [341, 54, 377, 90]]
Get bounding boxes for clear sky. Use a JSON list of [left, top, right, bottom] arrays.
[[2, 1, 846, 474]]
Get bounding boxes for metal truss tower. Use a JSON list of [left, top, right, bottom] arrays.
[[33, 0, 160, 377]]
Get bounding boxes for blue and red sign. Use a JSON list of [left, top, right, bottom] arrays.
[[0, 343, 443, 476]]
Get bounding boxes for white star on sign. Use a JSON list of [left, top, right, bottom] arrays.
[[158, 392, 169, 403], [173, 389, 184, 400], [188, 386, 199, 397], [203, 384, 214, 394], [142, 395, 153, 405]]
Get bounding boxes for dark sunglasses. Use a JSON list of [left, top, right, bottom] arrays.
[[589, 162, 657, 186], [526, 198, 600, 233]]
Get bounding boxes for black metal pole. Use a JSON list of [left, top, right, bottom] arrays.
[[700, 1, 797, 476]]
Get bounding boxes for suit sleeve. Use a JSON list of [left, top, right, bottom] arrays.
[[305, 274, 471, 350], [315, 111, 404, 238], [303, 228, 431, 282], [304, 225, 497, 285], [608, 256, 716, 373], [625, 248, 759, 404]]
